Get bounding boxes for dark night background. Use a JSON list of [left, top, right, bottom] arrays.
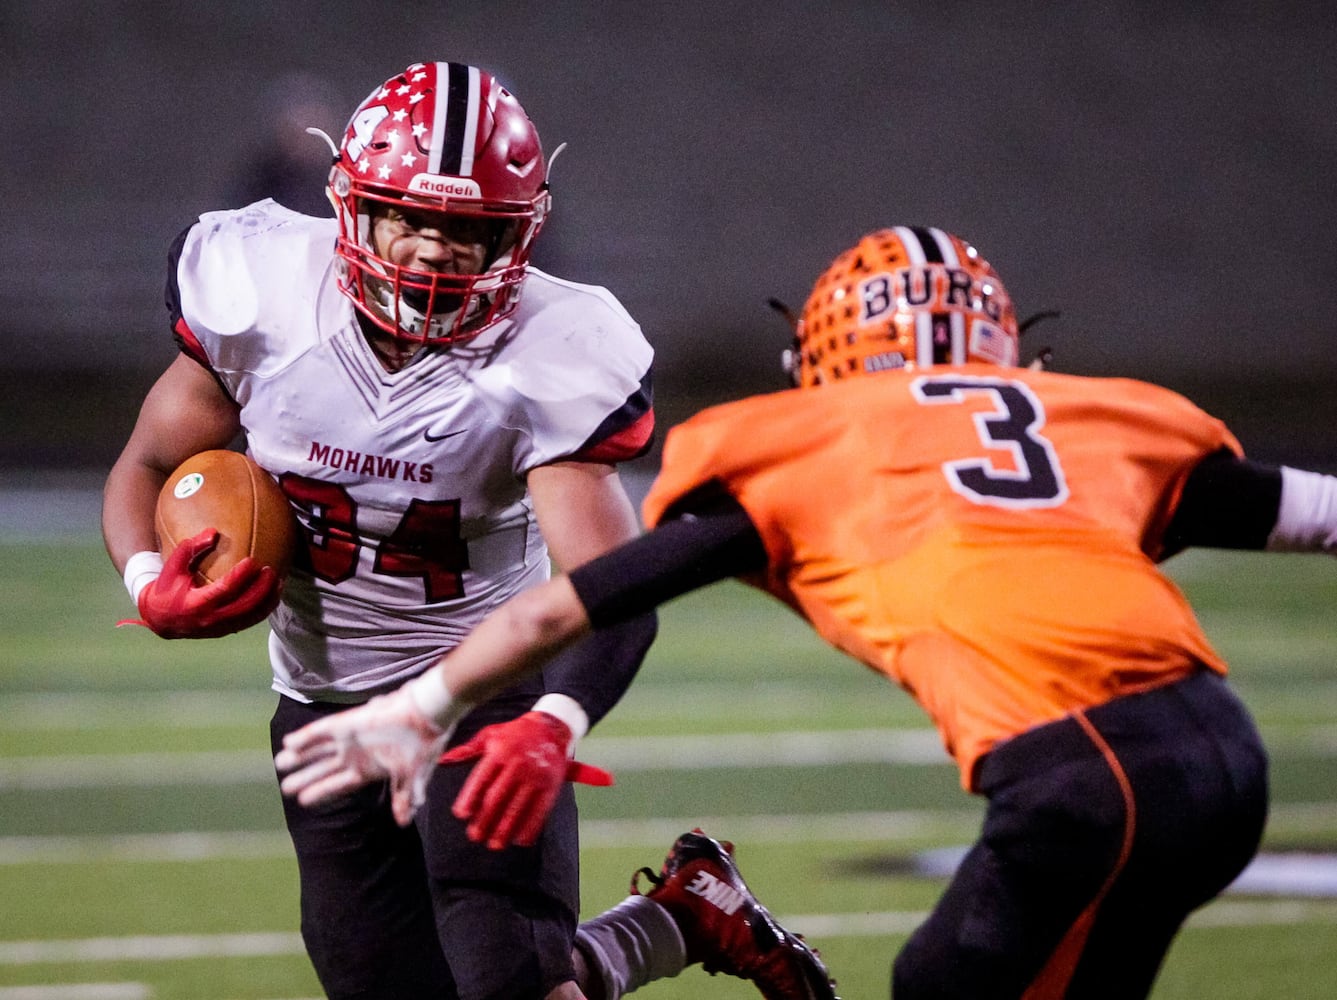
[[4, 1, 1335, 478]]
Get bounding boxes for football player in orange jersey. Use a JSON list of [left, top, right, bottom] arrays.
[[278, 225, 1337, 999]]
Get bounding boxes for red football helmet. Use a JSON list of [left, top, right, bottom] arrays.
[[785, 227, 1019, 387], [328, 62, 550, 345]]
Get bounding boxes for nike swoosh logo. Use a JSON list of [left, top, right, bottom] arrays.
[[423, 427, 469, 442]]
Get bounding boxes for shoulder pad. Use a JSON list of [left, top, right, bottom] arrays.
[[173, 202, 339, 376]]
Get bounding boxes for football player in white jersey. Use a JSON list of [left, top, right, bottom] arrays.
[[103, 61, 834, 1000]]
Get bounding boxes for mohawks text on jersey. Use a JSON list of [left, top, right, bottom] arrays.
[[307, 440, 435, 483]]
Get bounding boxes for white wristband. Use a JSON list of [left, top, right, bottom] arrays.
[[533, 693, 591, 750], [123, 551, 164, 604], [1267, 467, 1337, 554], [405, 669, 471, 729]]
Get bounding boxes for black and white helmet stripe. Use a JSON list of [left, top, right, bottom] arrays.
[[894, 225, 966, 367], [428, 62, 481, 177]]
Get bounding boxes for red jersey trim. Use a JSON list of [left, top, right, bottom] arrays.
[[573, 408, 655, 463], [174, 316, 210, 367], [566, 372, 655, 463]]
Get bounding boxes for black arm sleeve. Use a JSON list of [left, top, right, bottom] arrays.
[[537, 613, 658, 729], [1160, 448, 1283, 556], [568, 485, 769, 630], [544, 486, 768, 728]]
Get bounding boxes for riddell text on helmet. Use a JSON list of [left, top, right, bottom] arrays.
[[409, 174, 482, 199]]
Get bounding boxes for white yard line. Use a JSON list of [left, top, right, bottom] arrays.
[[1, 693, 262, 731], [0, 730, 950, 791], [784, 899, 1337, 938], [586, 728, 950, 767], [0, 985, 152, 1000], [5, 725, 1334, 790], [0, 751, 273, 790], [0, 812, 977, 865], [0, 831, 294, 865], [2, 813, 1334, 901], [1185, 899, 1337, 927], [577, 810, 982, 847], [0, 933, 303, 965], [2, 899, 1336, 967]]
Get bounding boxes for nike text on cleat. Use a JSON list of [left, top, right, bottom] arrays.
[[631, 829, 839, 1000]]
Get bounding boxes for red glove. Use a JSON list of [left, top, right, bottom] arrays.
[[136, 528, 281, 639], [442, 710, 614, 850]]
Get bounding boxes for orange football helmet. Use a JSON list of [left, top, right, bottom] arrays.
[[786, 227, 1019, 387]]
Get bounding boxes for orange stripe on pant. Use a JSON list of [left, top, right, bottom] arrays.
[[1021, 710, 1138, 1000]]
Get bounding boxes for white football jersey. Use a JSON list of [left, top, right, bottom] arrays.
[[171, 200, 654, 702]]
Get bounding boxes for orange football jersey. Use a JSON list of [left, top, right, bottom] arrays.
[[643, 365, 1242, 788]]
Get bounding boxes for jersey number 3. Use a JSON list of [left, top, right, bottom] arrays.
[[911, 375, 1069, 509]]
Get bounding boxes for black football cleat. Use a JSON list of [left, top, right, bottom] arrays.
[[632, 829, 839, 1000]]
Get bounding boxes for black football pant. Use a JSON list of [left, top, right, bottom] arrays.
[[892, 670, 1268, 999], [271, 694, 581, 1000]]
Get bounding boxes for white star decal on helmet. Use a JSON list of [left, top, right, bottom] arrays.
[[328, 61, 551, 347]]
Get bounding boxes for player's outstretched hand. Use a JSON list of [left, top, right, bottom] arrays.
[[275, 688, 452, 826], [442, 711, 614, 851], [137, 528, 280, 639]]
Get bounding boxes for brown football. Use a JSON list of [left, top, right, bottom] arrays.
[[155, 450, 297, 584]]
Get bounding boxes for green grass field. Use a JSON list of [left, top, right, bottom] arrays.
[[1, 539, 1335, 999]]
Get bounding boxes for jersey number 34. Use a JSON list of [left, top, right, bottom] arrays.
[[279, 474, 468, 602]]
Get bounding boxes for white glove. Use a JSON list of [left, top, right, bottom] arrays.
[[275, 683, 459, 826]]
